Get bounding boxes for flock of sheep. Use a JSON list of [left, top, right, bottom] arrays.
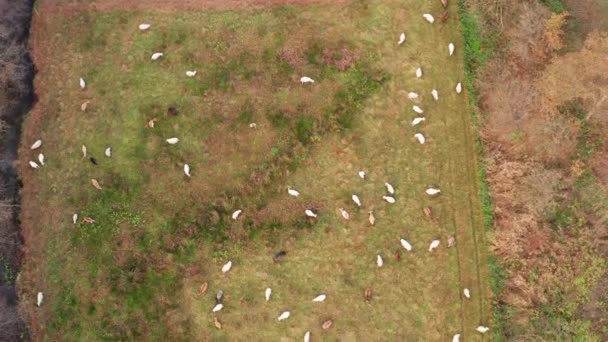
[[26, 2, 489, 340]]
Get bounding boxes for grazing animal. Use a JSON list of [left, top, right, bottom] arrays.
[[72, 213, 78, 225], [426, 187, 441, 196], [221, 261, 232, 273], [382, 195, 396, 203], [442, 10, 450, 22], [287, 187, 300, 197], [29, 161, 39, 169], [167, 106, 178, 116], [249, 123, 257, 128], [423, 207, 434, 220], [37, 292, 44, 307], [231, 209, 242, 220], [138, 23, 151, 31], [81, 100, 90, 112], [83, 217, 95, 224], [358, 170, 366, 179], [428, 240, 440, 252], [273, 251, 287, 262], [364, 287, 373, 302], [339, 208, 350, 220], [151, 52, 164, 61], [200, 282, 208, 294], [476, 326, 490, 333], [413, 105, 424, 114], [395, 249, 402, 261], [456, 82, 462, 94], [91, 179, 102, 190], [322, 320, 333, 329], [31, 140, 42, 150], [398, 32, 406, 45], [400, 238, 412, 251], [412, 117, 426, 126], [278, 311, 290, 321], [216, 290, 224, 303], [300, 76, 315, 84], [305, 209, 317, 218], [448, 235, 456, 247], [407, 92, 419, 99], [79, 78, 86, 89], [186, 70, 197, 77], [105, 147, 112, 158], [265, 288, 272, 302], [385, 182, 395, 194], [90, 157, 97, 165], [166, 137, 179, 144], [464, 288, 471, 299], [214, 317, 222, 329], [432, 89, 439, 101], [184, 164, 191, 177], [423, 14, 435, 24], [352, 194, 362, 207], [441, 0, 448, 8], [416, 67, 423, 78], [212, 304, 223, 313], [449, 43, 455, 56], [312, 294, 327, 302], [376, 255, 383, 267], [452, 334, 460, 342], [147, 118, 158, 128], [304, 331, 311, 342], [368, 211, 376, 225], [414, 133, 426, 144], [82, 145, 87, 158]]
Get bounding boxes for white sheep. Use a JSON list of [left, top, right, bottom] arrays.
[[456, 82, 462, 94], [383, 195, 396, 203], [304, 331, 311, 342], [400, 238, 412, 251], [31, 140, 42, 150], [385, 182, 395, 194], [425, 187, 441, 195], [369, 211, 376, 225], [339, 208, 350, 220], [452, 334, 461, 342], [105, 147, 112, 158], [186, 70, 197, 77], [231, 209, 242, 220], [265, 288, 272, 301], [414, 133, 426, 144], [449, 43, 455, 56], [423, 14, 435, 24], [432, 89, 439, 101], [287, 187, 300, 197], [249, 123, 257, 128], [184, 164, 191, 177], [416, 67, 423, 78], [352, 194, 362, 207], [300, 76, 315, 84], [376, 254, 384, 267], [79, 78, 86, 89], [82, 145, 87, 158], [278, 311, 290, 321], [464, 288, 471, 299], [166, 137, 179, 144], [407, 92, 419, 99], [358, 170, 366, 179], [398, 32, 406, 45], [411, 117, 426, 126], [305, 209, 317, 218], [413, 105, 424, 114], [38, 154, 45, 166], [212, 304, 224, 313], [476, 326, 490, 333], [28, 161, 39, 169], [138, 23, 151, 31], [222, 261, 232, 273], [151, 52, 163, 61], [312, 294, 327, 302], [428, 239, 440, 252], [72, 213, 78, 225], [37, 292, 44, 307]]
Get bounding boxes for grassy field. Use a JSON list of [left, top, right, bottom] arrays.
[[22, 0, 490, 340]]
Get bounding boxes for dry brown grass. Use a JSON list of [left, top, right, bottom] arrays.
[[543, 12, 570, 51]]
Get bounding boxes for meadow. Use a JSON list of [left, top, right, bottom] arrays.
[[21, 0, 490, 340]]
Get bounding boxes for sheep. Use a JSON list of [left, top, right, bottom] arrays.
[[231, 209, 242, 220], [407, 92, 419, 99], [184, 164, 191, 177], [82, 145, 87, 158], [273, 251, 287, 262], [200, 282, 208, 294], [441, 0, 448, 9], [464, 288, 471, 299], [90, 157, 98, 165], [352, 194, 362, 207], [105, 147, 112, 158], [428, 239, 440, 252], [385, 182, 395, 194], [442, 10, 450, 22], [31, 140, 42, 150], [448, 235, 456, 247], [186, 70, 197, 77], [72, 213, 78, 225], [339, 208, 350, 220], [423, 14, 435, 24], [300, 76, 315, 84], [382, 195, 396, 203], [81, 100, 90, 112], [369, 211, 376, 225], [216, 290, 224, 303], [83, 217, 95, 224], [37, 292, 44, 307], [449, 43, 455, 56], [414, 133, 426, 144], [147, 118, 158, 128], [36, 154, 44, 166], [312, 294, 327, 302], [456, 82, 462, 94], [305, 209, 317, 218], [358, 170, 366, 179], [166, 137, 179, 144], [91, 179, 102, 190], [411, 117, 426, 126], [416, 67, 423, 78], [476, 326, 490, 333], [400, 238, 412, 251], [138, 23, 151, 31], [151, 52, 164, 61], [214, 317, 222, 330], [364, 287, 373, 302], [413, 105, 424, 114], [79, 78, 86, 89], [322, 320, 333, 329], [212, 303, 224, 313], [398, 32, 406, 45], [423, 207, 434, 220], [278, 311, 290, 321], [265, 288, 272, 301], [376, 254, 384, 267], [29, 161, 39, 169], [452, 334, 460, 342], [221, 261, 232, 273], [432, 89, 439, 101], [304, 331, 311, 342], [249, 123, 257, 128], [287, 187, 300, 197], [425, 187, 441, 195]]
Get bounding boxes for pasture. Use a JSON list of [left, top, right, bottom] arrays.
[[21, 0, 490, 340]]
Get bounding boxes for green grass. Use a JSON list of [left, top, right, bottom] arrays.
[[23, 0, 490, 340], [540, 0, 567, 13]]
